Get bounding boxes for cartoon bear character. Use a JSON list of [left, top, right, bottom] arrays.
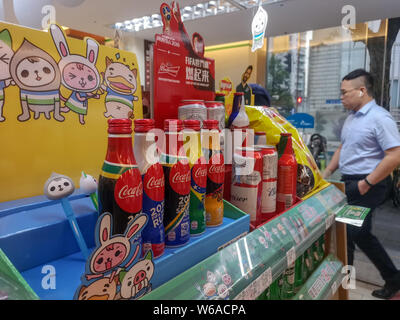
[[10, 39, 63, 122], [101, 56, 138, 119], [117, 251, 154, 300], [50, 24, 101, 125], [77, 276, 118, 300], [0, 29, 15, 122], [43, 172, 75, 200]]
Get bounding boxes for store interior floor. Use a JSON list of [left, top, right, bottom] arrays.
[[349, 198, 400, 300]]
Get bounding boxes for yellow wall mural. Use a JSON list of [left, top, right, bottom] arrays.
[[0, 22, 143, 202]]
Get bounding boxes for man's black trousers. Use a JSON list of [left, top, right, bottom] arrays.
[[342, 174, 398, 282]]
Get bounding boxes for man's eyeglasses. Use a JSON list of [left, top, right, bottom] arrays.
[[340, 88, 359, 97]]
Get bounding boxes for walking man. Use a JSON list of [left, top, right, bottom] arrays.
[[323, 69, 400, 299]]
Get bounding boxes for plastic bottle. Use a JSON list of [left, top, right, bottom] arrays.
[[276, 133, 298, 214]]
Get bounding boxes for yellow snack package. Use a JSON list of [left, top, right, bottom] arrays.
[[246, 106, 329, 199]]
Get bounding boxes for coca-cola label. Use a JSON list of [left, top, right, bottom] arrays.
[[208, 153, 225, 184], [169, 161, 191, 195], [144, 164, 165, 202], [114, 168, 143, 213], [192, 157, 207, 190]]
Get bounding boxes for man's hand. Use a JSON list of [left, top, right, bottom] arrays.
[[358, 179, 371, 195], [322, 168, 332, 179]]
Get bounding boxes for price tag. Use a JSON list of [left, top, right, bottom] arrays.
[[325, 214, 335, 230], [286, 247, 296, 267], [262, 267, 273, 288]]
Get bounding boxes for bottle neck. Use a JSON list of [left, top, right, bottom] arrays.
[[183, 130, 202, 163], [278, 135, 294, 158], [232, 95, 242, 113], [202, 129, 220, 151], [165, 131, 185, 157], [134, 131, 158, 171], [105, 133, 136, 165]]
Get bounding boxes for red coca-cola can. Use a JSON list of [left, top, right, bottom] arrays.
[[255, 145, 278, 222], [230, 147, 262, 225]]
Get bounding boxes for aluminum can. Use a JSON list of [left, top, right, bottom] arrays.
[[231, 147, 262, 225], [254, 131, 267, 145], [205, 101, 225, 132], [178, 100, 207, 127], [255, 145, 278, 221]]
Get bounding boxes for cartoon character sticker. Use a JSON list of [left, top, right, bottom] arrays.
[[251, 5, 268, 52], [43, 172, 75, 200], [197, 269, 232, 300], [74, 212, 155, 300], [10, 39, 64, 122], [117, 251, 154, 300], [50, 24, 101, 125], [0, 29, 15, 122], [101, 56, 139, 119], [77, 276, 118, 300]]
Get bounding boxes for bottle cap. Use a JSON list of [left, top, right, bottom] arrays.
[[183, 119, 201, 131], [107, 119, 132, 134], [215, 92, 225, 97], [203, 119, 219, 130], [281, 133, 292, 137], [234, 92, 244, 96], [164, 119, 183, 132], [134, 119, 155, 133], [205, 101, 224, 107]]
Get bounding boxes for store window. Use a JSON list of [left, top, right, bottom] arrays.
[[266, 18, 400, 160]]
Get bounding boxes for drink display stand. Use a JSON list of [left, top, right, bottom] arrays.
[[0, 195, 249, 300], [142, 184, 349, 300]]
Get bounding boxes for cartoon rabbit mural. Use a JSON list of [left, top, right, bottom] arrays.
[[50, 24, 101, 125], [84, 213, 147, 284], [0, 29, 15, 122], [101, 56, 139, 119], [74, 212, 157, 300], [10, 39, 64, 122]]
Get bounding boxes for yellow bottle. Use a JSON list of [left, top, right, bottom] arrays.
[[202, 120, 225, 227]]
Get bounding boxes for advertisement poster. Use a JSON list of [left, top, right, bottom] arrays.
[[152, 2, 215, 129], [0, 21, 143, 202]]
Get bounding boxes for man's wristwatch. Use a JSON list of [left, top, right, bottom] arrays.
[[364, 177, 374, 187]]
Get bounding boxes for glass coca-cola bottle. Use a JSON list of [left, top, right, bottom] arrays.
[[98, 119, 143, 235]]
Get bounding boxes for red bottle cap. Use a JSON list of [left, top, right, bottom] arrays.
[[183, 119, 201, 131], [205, 101, 224, 107], [134, 119, 155, 132], [203, 119, 219, 130], [234, 92, 244, 96], [107, 119, 132, 134], [164, 119, 183, 132]]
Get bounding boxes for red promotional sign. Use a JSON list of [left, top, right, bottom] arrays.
[[153, 2, 215, 129]]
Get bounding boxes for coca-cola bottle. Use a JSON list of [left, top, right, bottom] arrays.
[[183, 120, 207, 236], [98, 119, 143, 236], [202, 120, 225, 227], [134, 119, 165, 258], [161, 119, 191, 247], [276, 133, 298, 214]]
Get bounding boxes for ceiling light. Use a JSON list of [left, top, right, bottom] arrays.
[[112, 0, 245, 33]]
